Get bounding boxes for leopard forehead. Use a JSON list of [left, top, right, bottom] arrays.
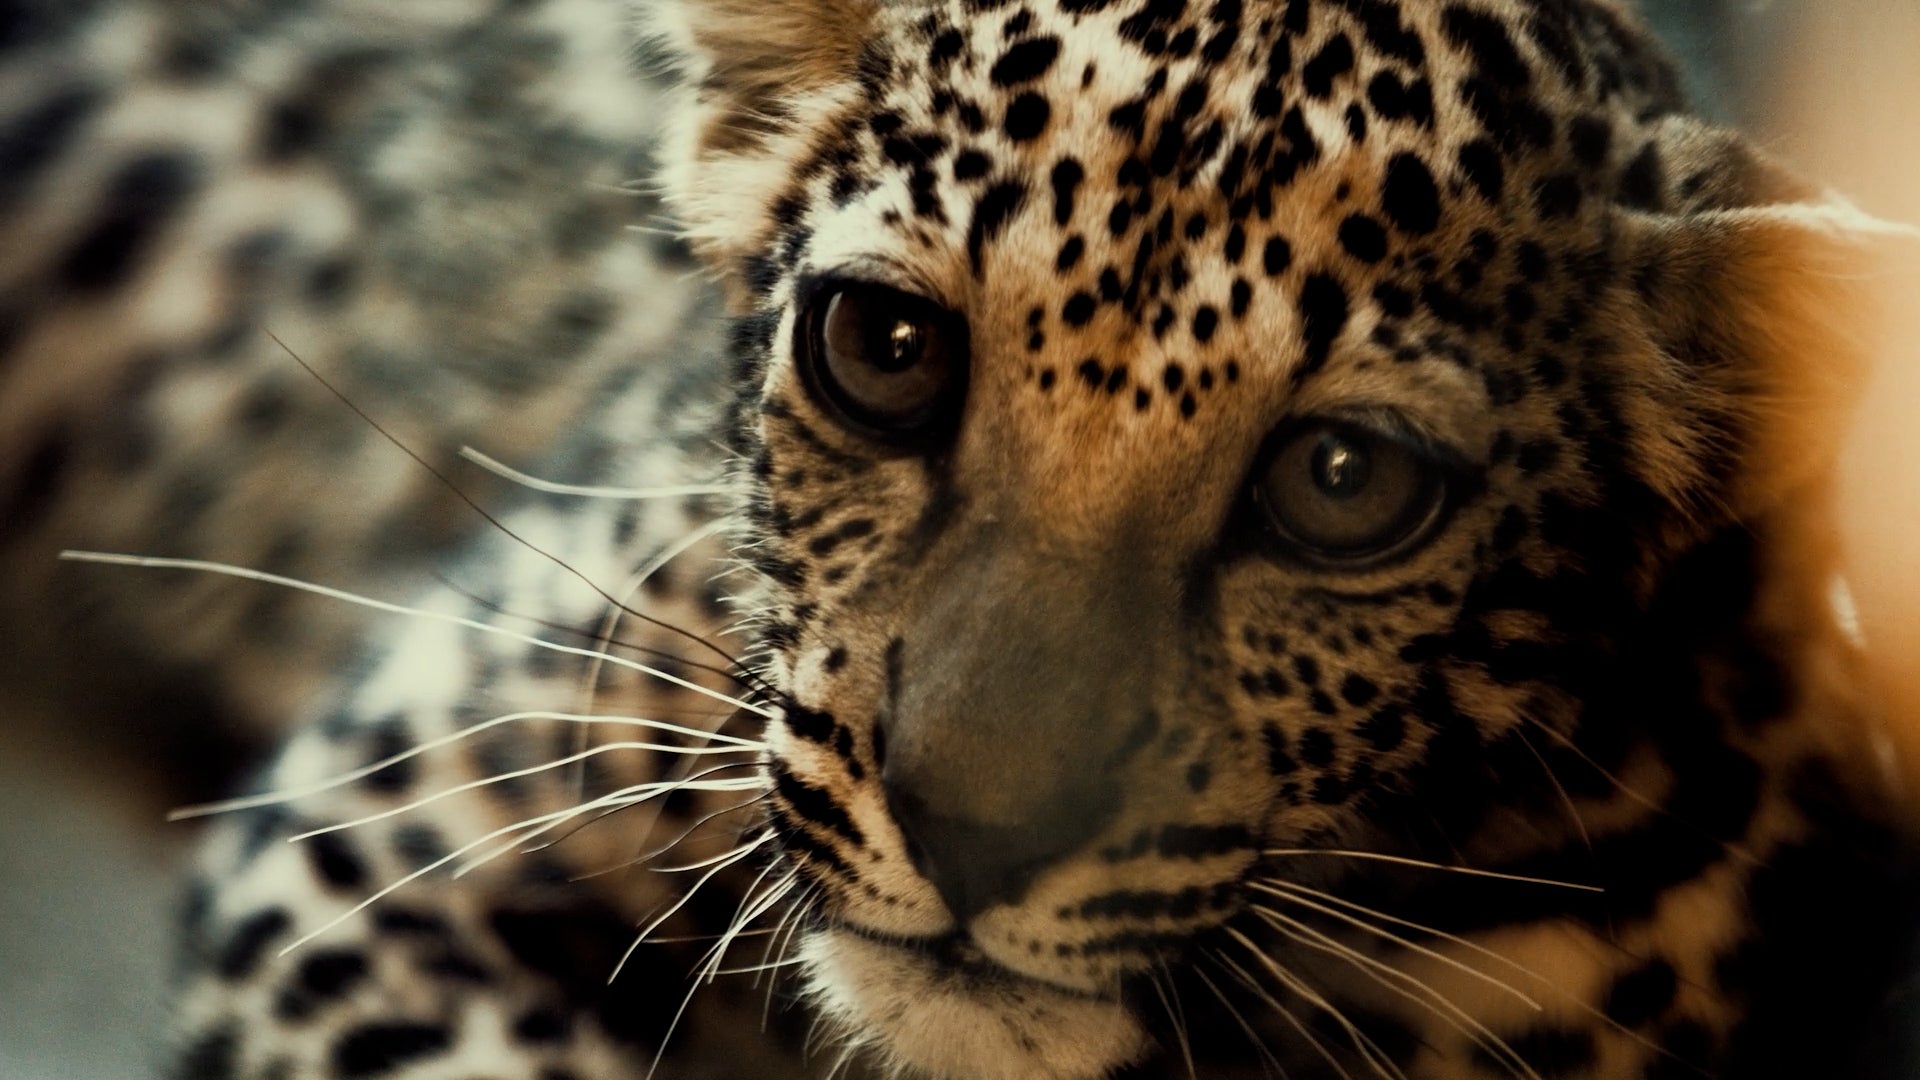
[[717, 0, 1691, 507], [759, 0, 1676, 336]]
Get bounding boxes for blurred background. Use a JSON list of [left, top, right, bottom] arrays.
[[0, 2, 1915, 1077]]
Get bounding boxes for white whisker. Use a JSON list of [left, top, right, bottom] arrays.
[[1148, 965, 1197, 1080], [1262, 848, 1602, 892], [459, 446, 730, 501], [449, 773, 762, 880], [1215, 950, 1355, 1080], [1249, 881, 1543, 1011], [287, 743, 757, 843], [60, 550, 774, 719], [1192, 961, 1288, 1079], [611, 830, 773, 984], [169, 709, 765, 821], [1226, 926, 1406, 1080], [1249, 904, 1539, 1080]]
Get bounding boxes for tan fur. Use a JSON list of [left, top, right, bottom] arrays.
[[639, 0, 878, 279]]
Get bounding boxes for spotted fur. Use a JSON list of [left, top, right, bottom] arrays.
[[12, 0, 1915, 1078]]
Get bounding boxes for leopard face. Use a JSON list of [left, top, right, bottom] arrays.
[[643, 0, 1893, 1075]]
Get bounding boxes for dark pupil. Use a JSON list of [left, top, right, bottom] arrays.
[[1311, 435, 1371, 499], [872, 318, 924, 374]]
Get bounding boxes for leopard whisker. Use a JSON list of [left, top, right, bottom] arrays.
[[1264, 879, 1685, 1064], [275, 791, 639, 957], [700, 869, 798, 986], [457, 445, 732, 501], [264, 331, 761, 685], [1248, 904, 1541, 1080], [286, 741, 759, 843], [644, 869, 801, 1079], [1192, 960, 1288, 1078], [1261, 847, 1603, 892], [610, 829, 774, 983], [644, 878, 783, 1080], [60, 550, 776, 719], [1521, 717, 1762, 866], [561, 786, 771, 877], [713, 955, 809, 976], [575, 515, 742, 797], [1515, 728, 1594, 851], [165, 709, 762, 821], [431, 573, 772, 701], [1213, 949, 1357, 1080], [763, 883, 822, 1028], [1248, 880, 1544, 1011], [449, 770, 762, 880], [1147, 962, 1197, 1080], [1225, 926, 1407, 1080]]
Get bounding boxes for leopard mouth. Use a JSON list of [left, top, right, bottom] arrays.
[[835, 922, 1116, 999], [800, 924, 1151, 1080]]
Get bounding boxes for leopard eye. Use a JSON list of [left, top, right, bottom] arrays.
[[1254, 420, 1448, 566], [798, 281, 969, 443]]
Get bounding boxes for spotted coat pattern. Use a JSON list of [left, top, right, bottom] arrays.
[[7, 0, 1915, 1078]]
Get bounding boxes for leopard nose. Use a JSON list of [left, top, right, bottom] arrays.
[[884, 780, 1096, 923]]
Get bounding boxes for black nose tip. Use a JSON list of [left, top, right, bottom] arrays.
[[885, 784, 1074, 923]]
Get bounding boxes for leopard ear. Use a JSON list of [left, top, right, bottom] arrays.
[[1614, 118, 1919, 522], [636, 0, 879, 281]]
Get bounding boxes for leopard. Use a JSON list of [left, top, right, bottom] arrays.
[[11, 0, 1918, 1078]]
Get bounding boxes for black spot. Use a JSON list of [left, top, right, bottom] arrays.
[[1372, 282, 1413, 318], [0, 420, 72, 542], [1534, 173, 1583, 219], [1569, 115, 1612, 167], [1441, 5, 1532, 87], [1050, 158, 1084, 225], [260, 97, 324, 161], [1063, 292, 1096, 326], [1380, 153, 1440, 234], [952, 149, 990, 180], [929, 29, 965, 67], [1299, 728, 1336, 767], [966, 180, 1027, 273], [1056, 235, 1085, 271], [1457, 139, 1504, 202], [300, 948, 369, 997], [1191, 305, 1219, 343], [217, 908, 291, 980], [167, 1024, 239, 1080], [1516, 439, 1560, 475], [306, 831, 368, 891], [1297, 273, 1349, 374], [1365, 71, 1434, 127], [1337, 214, 1387, 263], [1604, 958, 1678, 1028], [990, 36, 1061, 85], [332, 1022, 452, 1079], [57, 152, 204, 293], [1301, 33, 1354, 99], [1004, 93, 1050, 140], [0, 84, 105, 214], [1356, 705, 1407, 752], [513, 1007, 572, 1044], [1617, 142, 1666, 210], [1339, 673, 1380, 707], [1262, 235, 1293, 276], [1185, 762, 1212, 793]]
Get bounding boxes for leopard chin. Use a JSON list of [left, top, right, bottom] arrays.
[[800, 927, 1150, 1080]]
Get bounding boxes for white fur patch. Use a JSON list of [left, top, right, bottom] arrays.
[[800, 928, 1149, 1080]]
